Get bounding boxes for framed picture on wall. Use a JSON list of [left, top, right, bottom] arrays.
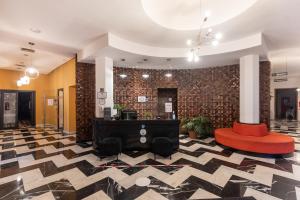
[[97, 92, 107, 99]]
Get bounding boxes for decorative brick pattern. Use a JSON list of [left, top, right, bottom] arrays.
[[76, 62, 95, 142], [259, 61, 271, 127], [114, 63, 270, 129], [114, 65, 240, 128]]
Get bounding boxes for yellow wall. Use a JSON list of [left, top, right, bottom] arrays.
[[0, 58, 76, 132]]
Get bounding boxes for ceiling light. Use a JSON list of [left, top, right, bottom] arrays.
[[297, 88, 300, 92], [17, 80, 23, 87], [215, 33, 223, 40], [142, 74, 149, 79], [165, 73, 172, 78], [186, 39, 192, 46], [204, 10, 211, 17], [25, 67, 39, 79], [30, 28, 41, 34], [120, 74, 127, 79], [212, 40, 219, 46], [185, 2, 223, 63], [187, 52, 194, 62]]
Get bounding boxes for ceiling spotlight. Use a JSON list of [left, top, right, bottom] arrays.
[[208, 28, 213, 33], [186, 39, 192, 46], [212, 40, 219, 46], [204, 10, 211, 17], [297, 88, 300, 92], [120, 74, 127, 79], [215, 33, 223, 40], [142, 74, 149, 79], [165, 73, 172, 78], [194, 55, 200, 62]]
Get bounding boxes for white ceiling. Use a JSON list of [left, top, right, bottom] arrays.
[[0, 0, 300, 73]]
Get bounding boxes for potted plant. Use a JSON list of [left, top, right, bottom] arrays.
[[182, 118, 197, 139], [182, 116, 213, 139], [193, 116, 213, 139], [113, 104, 125, 119], [180, 118, 190, 135], [144, 111, 153, 120]]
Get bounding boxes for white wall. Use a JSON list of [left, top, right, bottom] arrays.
[[270, 75, 300, 120]]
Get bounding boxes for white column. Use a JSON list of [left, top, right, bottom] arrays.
[[240, 55, 260, 123], [95, 56, 114, 117]]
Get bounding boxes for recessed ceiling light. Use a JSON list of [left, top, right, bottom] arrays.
[[120, 74, 127, 79], [215, 33, 223, 40], [212, 40, 219, 46], [165, 73, 172, 78], [204, 10, 211, 17], [186, 39, 192, 46], [30, 28, 41, 34], [142, 74, 149, 79]]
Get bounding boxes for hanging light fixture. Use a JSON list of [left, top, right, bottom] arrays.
[[119, 59, 127, 79], [17, 80, 23, 87], [25, 67, 39, 79], [186, 0, 223, 63], [20, 75, 30, 85]]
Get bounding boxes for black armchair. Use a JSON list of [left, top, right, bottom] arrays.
[[151, 137, 174, 160], [97, 137, 122, 160]]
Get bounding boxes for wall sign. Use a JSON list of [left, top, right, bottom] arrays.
[[138, 96, 147, 103], [165, 102, 173, 113]]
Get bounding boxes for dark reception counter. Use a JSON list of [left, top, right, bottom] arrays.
[[92, 119, 180, 151]]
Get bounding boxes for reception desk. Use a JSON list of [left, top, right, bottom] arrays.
[[92, 119, 180, 151]]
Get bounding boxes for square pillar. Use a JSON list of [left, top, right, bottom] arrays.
[[240, 55, 260, 123], [95, 56, 114, 117]]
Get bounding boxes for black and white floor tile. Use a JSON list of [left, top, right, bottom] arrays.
[[0, 123, 300, 200]]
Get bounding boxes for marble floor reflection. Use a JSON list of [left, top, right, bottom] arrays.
[[0, 123, 300, 200]]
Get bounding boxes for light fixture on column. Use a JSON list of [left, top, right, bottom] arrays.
[[297, 88, 300, 92], [186, 0, 223, 63]]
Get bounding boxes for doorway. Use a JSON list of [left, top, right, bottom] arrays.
[[18, 91, 35, 127], [157, 88, 178, 119], [57, 88, 64, 130], [275, 88, 298, 120]]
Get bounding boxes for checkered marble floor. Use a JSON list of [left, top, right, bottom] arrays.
[[1, 124, 300, 200]]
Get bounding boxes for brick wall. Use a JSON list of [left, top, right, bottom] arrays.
[[76, 62, 95, 142], [75, 62, 270, 140], [114, 62, 270, 129]]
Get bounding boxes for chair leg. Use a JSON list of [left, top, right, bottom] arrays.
[[154, 154, 156, 160], [169, 155, 172, 160]]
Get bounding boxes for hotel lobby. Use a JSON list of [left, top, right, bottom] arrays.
[[1, 0, 300, 199]]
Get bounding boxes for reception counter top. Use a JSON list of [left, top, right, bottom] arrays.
[[92, 119, 180, 151]]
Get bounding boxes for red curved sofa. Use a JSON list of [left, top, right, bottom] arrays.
[[215, 122, 294, 154]]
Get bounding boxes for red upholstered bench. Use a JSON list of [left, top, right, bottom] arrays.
[[214, 122, 295, 154]]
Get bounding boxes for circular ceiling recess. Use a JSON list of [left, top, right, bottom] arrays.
[[141, 0, 258, 30]]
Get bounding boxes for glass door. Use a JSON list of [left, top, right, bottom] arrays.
[[2, 91, 18, 129]]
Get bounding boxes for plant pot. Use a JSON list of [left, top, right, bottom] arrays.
[[188, 131, 197, 139]]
